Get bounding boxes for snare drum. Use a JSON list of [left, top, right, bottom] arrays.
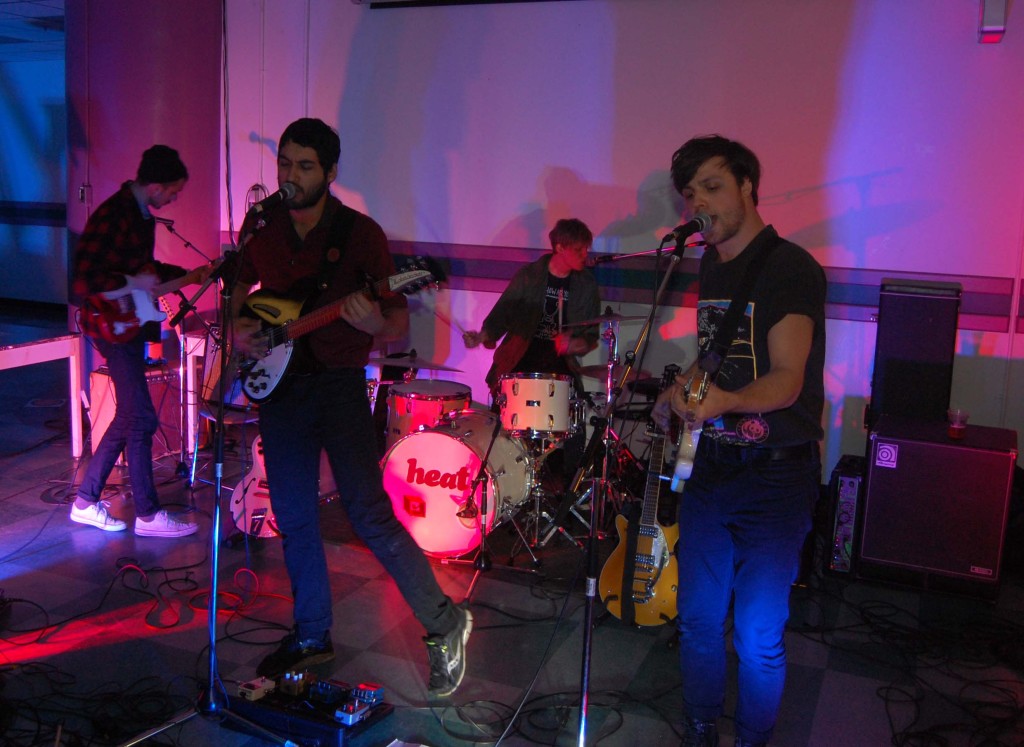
[[381, 409, 530, 557], [498, 372, 574, 438], [385, 380, 472, 448]]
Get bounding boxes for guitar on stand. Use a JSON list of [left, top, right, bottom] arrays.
[[599, 367, 682, 626]]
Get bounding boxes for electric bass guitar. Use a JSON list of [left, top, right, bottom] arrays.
[[599, 372, 680, 626], [239, 256, 443, 402], [81, 261, 217, 343]]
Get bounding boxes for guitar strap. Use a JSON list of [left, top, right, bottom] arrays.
[[314, 204, 359, 295], [620, 501, 643, 627], [699, 233, 781, 380]]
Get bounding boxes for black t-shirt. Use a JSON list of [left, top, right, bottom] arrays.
[[514, 273, 573, 377], [697, 226, 826, 446]]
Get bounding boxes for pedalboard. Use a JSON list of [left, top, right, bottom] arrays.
[[228, 672, 392, 746]]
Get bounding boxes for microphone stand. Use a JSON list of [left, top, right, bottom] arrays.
[[155, 221, 216, 480], [575, 236, 690, 747], [119, 226, 294, 747]]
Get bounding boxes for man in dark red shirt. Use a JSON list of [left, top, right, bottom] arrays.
[[71, 145, 208, 538], [230, 118, 471, 698]]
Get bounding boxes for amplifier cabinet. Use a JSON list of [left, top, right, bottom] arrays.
[[859, 415, 1017, 594], [89, 365, 181, 459]]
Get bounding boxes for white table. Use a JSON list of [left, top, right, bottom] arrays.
[[0, 334, 84, 458]]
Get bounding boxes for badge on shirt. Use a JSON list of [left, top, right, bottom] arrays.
[[735, 415, 769, 443]]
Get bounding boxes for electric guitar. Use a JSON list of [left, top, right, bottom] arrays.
[[670, 368, 710, 492], [238, 256, 443, 402], [599, 373, 680, 627], [230, 436, 340, 538], [81, 261, 217, 343]]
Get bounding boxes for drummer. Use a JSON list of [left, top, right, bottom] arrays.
[[462, 218, 601, 479]]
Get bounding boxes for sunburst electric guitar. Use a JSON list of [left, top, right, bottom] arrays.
[[239, 257, 443, 402], [599, 377, 680, 626]]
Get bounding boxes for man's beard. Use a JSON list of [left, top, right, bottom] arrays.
[[286, 179, 329, 210]]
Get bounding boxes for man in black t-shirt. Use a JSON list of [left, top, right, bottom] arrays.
[[652, 136, 826, 747]]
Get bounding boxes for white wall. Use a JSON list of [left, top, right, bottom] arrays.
[[221, 0, 1024, 473]]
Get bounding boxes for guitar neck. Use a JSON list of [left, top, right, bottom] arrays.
[[640, 433, 667, 526], [272, 279, 390, 344]]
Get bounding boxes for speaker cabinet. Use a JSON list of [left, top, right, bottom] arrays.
[[858, 415, 1017, 596], [89, 365, 182, 460], [867, 280, 961, 431]]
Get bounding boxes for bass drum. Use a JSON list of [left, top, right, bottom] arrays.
[[381, 409, 530, 557]]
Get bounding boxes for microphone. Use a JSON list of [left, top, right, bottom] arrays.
[[664, 212, 711, 243], [152, 216, 175, 226], [248, 182, 297, 214]]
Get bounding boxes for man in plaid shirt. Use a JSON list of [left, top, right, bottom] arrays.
[[70, 145, 209, 538]]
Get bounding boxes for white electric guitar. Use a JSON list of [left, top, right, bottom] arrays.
[[239, 256, 442, 402], [670, 369, 710, 492]]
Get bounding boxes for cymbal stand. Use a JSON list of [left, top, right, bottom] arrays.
[[575, 238, 685, 746]]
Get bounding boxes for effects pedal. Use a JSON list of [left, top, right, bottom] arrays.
[[226, 672, 393, 746]]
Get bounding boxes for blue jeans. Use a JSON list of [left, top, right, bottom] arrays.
[[78, 337, 161, 518], [676, 438, 818, 745], [259, 368, 458, 641]]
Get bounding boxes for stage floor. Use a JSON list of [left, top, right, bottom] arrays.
[[2, 304, 1024, 746]]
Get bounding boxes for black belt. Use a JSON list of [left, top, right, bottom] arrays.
[[700, 439, 817, 463]]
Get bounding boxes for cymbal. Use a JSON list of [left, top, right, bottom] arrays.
[[367, 356, 463, 373], [578, 364, 651, 382], [563, 311, 646, 328]]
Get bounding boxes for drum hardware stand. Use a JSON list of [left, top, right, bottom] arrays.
[[574, 236, 688, 746], [443, 404, 541, 602], [118, 232, 294, 747]]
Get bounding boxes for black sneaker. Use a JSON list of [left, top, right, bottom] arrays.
[[256, 630, 335, 679], [680, 717, 719, 747], [425, 606, 472, 698]]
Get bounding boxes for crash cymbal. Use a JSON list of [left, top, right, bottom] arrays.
[[367, 356, 463, 373], [563, 311, 646, 328], [579, 364, 651, 382]]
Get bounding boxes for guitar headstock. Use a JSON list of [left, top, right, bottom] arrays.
[[387, 256, 446, 297]]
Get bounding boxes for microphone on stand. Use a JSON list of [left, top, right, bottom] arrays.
[[663, 212, 711, 244], [152, 216, 175, 226], [247, 182, 297, 215]]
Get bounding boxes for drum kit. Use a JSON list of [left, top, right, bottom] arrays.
[[376, 310, 651, 563], [226, 313, 654, 557]]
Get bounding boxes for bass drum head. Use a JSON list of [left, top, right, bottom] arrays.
[[381, 410, 529, 557]]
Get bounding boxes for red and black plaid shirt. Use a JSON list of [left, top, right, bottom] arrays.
[[71, 182, 184, 339]]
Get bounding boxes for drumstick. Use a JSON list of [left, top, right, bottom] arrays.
[[431, 305, 468, 336]]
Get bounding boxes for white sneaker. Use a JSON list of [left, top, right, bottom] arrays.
[[134, 510, 197, 538], [70, 500, 127, 531]]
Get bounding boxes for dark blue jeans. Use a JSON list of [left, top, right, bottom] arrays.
[[259, 368, 458, 641], [676, 438, 819, 745], [78, 337, 161, 518]]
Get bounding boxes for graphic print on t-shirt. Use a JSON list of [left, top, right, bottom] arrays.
[[535, 274, 570, 341], [697, 298, 766, 444]]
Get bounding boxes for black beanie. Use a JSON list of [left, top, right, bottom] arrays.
[[137, 145, 188, 185]]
